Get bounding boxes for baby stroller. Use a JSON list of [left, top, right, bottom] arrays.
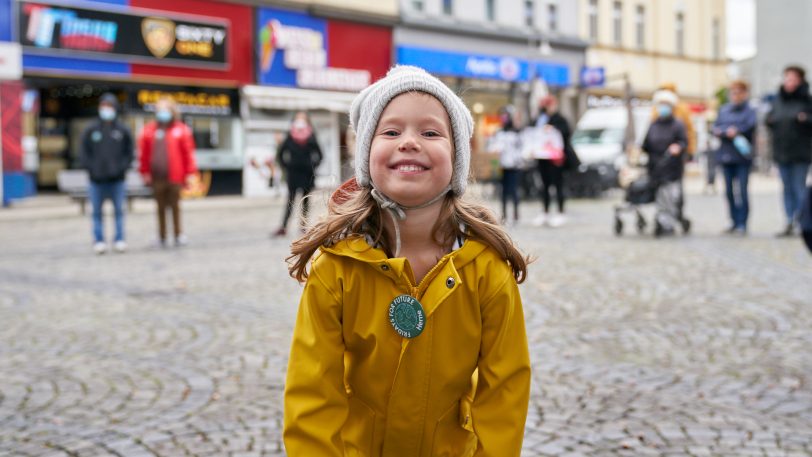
[[613, 156, 691, 236]]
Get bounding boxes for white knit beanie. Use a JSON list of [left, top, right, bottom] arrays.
[[653, 89, 679, 107], [350, 65, 474, 196]]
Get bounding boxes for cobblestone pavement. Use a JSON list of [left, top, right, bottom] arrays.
[[1, 176, 811, 456]]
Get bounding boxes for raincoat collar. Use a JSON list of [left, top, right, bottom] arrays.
[[320, 234, 488, 272]]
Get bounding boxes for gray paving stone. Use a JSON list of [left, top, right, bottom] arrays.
[[1, 181, 811, 455]]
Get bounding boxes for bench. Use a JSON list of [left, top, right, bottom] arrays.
[[57, 169, 153, 215]]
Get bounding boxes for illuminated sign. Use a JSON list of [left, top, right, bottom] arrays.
[[135, 89, 237, 116], [16, 0, 229, 69], [257, 7, 370, 92]]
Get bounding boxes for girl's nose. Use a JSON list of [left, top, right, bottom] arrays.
[[398, 132, 420, 152]]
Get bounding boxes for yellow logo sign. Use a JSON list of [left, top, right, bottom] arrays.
[[142, 18, 176, 59]]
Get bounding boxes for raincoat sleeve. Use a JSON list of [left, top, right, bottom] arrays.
[[283, 257, 347, 456], [472, 269, 531, 456], [180, 124, 198, 177]]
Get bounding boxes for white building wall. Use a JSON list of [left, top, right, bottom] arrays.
[[750, 0, 812, 99]]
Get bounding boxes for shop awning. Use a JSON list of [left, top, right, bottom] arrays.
[[242, 85, 358, 112]]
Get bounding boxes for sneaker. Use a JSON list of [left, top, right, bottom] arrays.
[[175, 234, 189, 247], [732, 227, 747, 237], [775, 223, 795, 238], [532, 213, 548, 227], [93, 242, 107, 255], [549, 214, 567, 228], [272, 227, 287, 238], [152, 239, 167, 249], [113, 240, 127, 253]]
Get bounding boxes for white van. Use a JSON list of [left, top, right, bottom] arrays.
[[568, 106, 651, 196]]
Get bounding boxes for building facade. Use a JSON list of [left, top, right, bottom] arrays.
[[0, 0, 255, 199], [396, 0, 587, 179], [240, 3, 396, 196], [578, 0, 728, 107]]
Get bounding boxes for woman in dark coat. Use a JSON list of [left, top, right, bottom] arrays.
[[643, 90, 689, 236], [273, 111, 323, 237], [766, 65, 812, 237]]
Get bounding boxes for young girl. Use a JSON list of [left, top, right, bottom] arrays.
[[283, 66, 531, 456]]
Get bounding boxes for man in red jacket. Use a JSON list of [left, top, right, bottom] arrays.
[[138, 97, 197, 247]]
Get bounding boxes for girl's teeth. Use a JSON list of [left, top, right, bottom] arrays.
[[397, 165, 424, 172]]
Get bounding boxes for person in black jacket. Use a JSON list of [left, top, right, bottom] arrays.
[[766, 65, 812, 237], [643, 90, 689, 236], [273, 111, 323, 237], [532, 95, 579, 227], [79, 93, 134, 254]]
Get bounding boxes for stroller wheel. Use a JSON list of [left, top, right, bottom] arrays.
[[614, 217, 623, 236], [681, 218, 692, 235]]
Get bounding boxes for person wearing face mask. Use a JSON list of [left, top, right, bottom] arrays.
[[138, 96, 198, 248], [273, 111, 323, 237], [79, 93, 134, 255], [766, 65, 812, 237], [643, 90, 689, 237], [530, 95, 580, 227], [487, 105, 524, 226]]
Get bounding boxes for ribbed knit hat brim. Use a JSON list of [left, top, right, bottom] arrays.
[[350, 65, 474, 196]]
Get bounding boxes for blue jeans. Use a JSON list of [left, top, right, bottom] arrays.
[[89, 180, 126, 243], [722, 163, 751, 229], [501, 168, 521, 221], [777, 163, 810, 224]]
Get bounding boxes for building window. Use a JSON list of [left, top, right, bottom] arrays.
[[635, 5, 645, 49], [525, 0, 534, 27], [548, 3, 558, 32], [676, 12, 685, 55], [443, 0, 453, 15], [411, 0, 424, 12], [486, 0, 496, 21], [588, 0, 598, 41], [612, 1, 622, 46], [712, 17, 721, 59]]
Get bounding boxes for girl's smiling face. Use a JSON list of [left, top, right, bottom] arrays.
[[369, 92, 454, 207]]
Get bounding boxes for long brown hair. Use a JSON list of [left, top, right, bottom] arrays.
[[287, 187, 530, 284]]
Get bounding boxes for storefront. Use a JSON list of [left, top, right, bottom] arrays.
[[241, 6, 392, 196], [2, 0, 253, 196], [394, 26, 585, 181]]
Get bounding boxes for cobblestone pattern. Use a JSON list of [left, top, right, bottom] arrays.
[[1, 186, 811, 456]]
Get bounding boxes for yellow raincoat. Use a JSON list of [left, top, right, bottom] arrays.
[[283, 236, 531, 456]]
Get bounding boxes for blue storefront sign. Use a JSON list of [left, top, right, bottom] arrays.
[[396, 45, 570, 86], [580, 66, 605, 87]]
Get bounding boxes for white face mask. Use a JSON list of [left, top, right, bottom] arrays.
[[292, 120, 308, 130], [99, 107, 116, 121]]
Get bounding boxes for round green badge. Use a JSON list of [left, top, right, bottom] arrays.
[[388, 295, 425, 339]]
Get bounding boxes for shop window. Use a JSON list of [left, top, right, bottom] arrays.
[[443, 0, 453, 15], [676, 12, 685, 56], [189, 117, 233, 151], [486, 0, 496, 21], [412, 0, 424, 12]]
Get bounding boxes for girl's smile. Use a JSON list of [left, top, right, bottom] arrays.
[[369, 92, 454, 207]]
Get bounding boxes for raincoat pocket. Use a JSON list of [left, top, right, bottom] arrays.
[[431, 401, 477, 456], [342, 396, 376, 456]]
